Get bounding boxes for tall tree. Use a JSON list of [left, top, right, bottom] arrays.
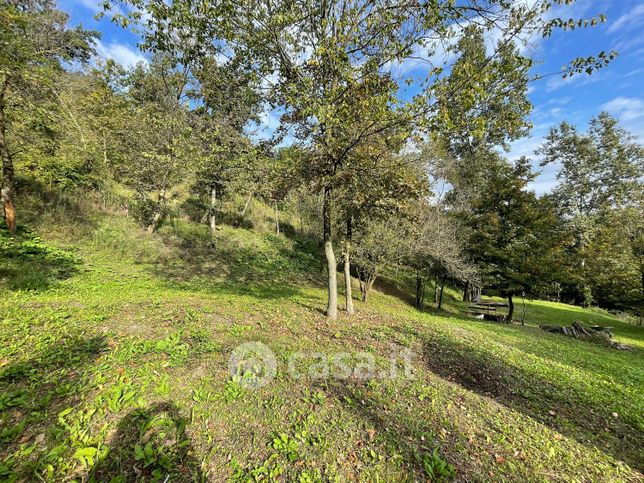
[[434, 25, 532, 160], [409, 203, 478, 311], [537, 112, 643, 304], [586, 199, 644, 322], [345, 151, 428, 306], [107, 0, 615, 319], [0, 0, 97, 231], [538, 112, 642, 218], [191, 58, 261, 235], [122, 57, 195, 232], [465, 156, 560, 321]]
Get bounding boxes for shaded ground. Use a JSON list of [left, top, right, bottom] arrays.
[[91, 402, 203, 482], [0, 226, 79, 291], [415, 326, 642, 469], [0, 214, 642, 481]]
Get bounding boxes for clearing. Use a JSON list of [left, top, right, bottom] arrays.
[[1, 211, 642, 481]]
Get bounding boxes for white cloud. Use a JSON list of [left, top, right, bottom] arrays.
[[544, 69, 606, 92], [528, 177, 559, 196], [509, 136, 560, 195], [95, 40, 147, 68], [601, 96, 644, 122], [607, 4, 644, 33], [601, 97, 644, 141], [79, 0, 101, 13], [508, 136, 542, 161]]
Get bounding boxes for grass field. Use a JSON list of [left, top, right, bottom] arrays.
[[1, 212, 642, 481]]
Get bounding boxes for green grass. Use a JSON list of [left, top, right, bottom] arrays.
[[1, 213, 643, 482]]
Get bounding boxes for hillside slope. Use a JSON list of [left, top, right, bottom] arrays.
[[1, 213, 642, 481]]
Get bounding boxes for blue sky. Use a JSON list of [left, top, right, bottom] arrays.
[[58, 0, 644, 194]]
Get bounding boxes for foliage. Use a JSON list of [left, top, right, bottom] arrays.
[[434, 25, 532, 157], [0, 210, 641, 481], [0, 0, 98, 231], [464, 156, 564, 313], [537, 112, 644, 308], [538, 112, 643, 218]]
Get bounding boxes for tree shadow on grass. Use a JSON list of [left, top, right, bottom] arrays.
[[146, 223, 322, 301], [372, 275, 417, 306], [0, 336, 108, 477], [451, 315, 642, 386], [400, 326, 643, 471], [0, 225, 79, 291], [317, 379, 455, 480], [90, 402, 203, 482]]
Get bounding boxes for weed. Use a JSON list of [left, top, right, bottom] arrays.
[[272, 433, 300, 462], [421, 449, 456, 481]]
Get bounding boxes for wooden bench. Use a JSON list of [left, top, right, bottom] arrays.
[[466, 301, 509, 322]]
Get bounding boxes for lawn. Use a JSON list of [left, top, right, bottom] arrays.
[[1, 214, 642, 481]]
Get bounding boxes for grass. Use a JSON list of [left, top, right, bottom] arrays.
[[1, 210, 643, 482]]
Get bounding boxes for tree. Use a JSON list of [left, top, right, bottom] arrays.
[[0, 0, 97, 231], [191, 58, 262, 235], [118, 57, 197, 232], [465, 156, 560, 321], [29, 63, 132, 195], [352, 217, 408, 303], [68, 62, 132, 193], [539, 112, 642, 218], [586, 202, 644, 323], [409, 203, 477, 311], [434, 25, 532, 159], [336, 141, 429, 313], [226, 1, 517, 319], [107, 0, 615, 318], [537, 112, 644, 305]]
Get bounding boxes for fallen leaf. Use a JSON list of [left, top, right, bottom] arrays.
[[142, 428, 155, 443]]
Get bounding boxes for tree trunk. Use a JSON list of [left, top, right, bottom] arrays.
[[463, 283, 471, 302], [473, 284, 481, 301], [415, 271, 425, 310], [241, 193, 252, 216], [437, 275, 446, 310], [366, 275, 375, 296], [344, 216, 354, 315], [147, 189, 166, 234], [359, 278, 368, 303], [507, 293, 514, 322], [323, 186, 337, 320], [147, 211, 162, 234], [209, 186, 217, 235], [274, 202, 280, 234], [102, 133, 108, 167], [433, 276, 439, 305], [0, 92, 16, 233], [358, 270, 376, 303]]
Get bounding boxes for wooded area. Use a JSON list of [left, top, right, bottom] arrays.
[[0, 1, 643, 480], [1, 0, 641, 322]]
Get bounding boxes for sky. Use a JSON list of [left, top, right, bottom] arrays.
[[58, 0, 644, 194]]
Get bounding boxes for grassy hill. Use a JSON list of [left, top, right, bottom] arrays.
[[1, 207, 642, 481]]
